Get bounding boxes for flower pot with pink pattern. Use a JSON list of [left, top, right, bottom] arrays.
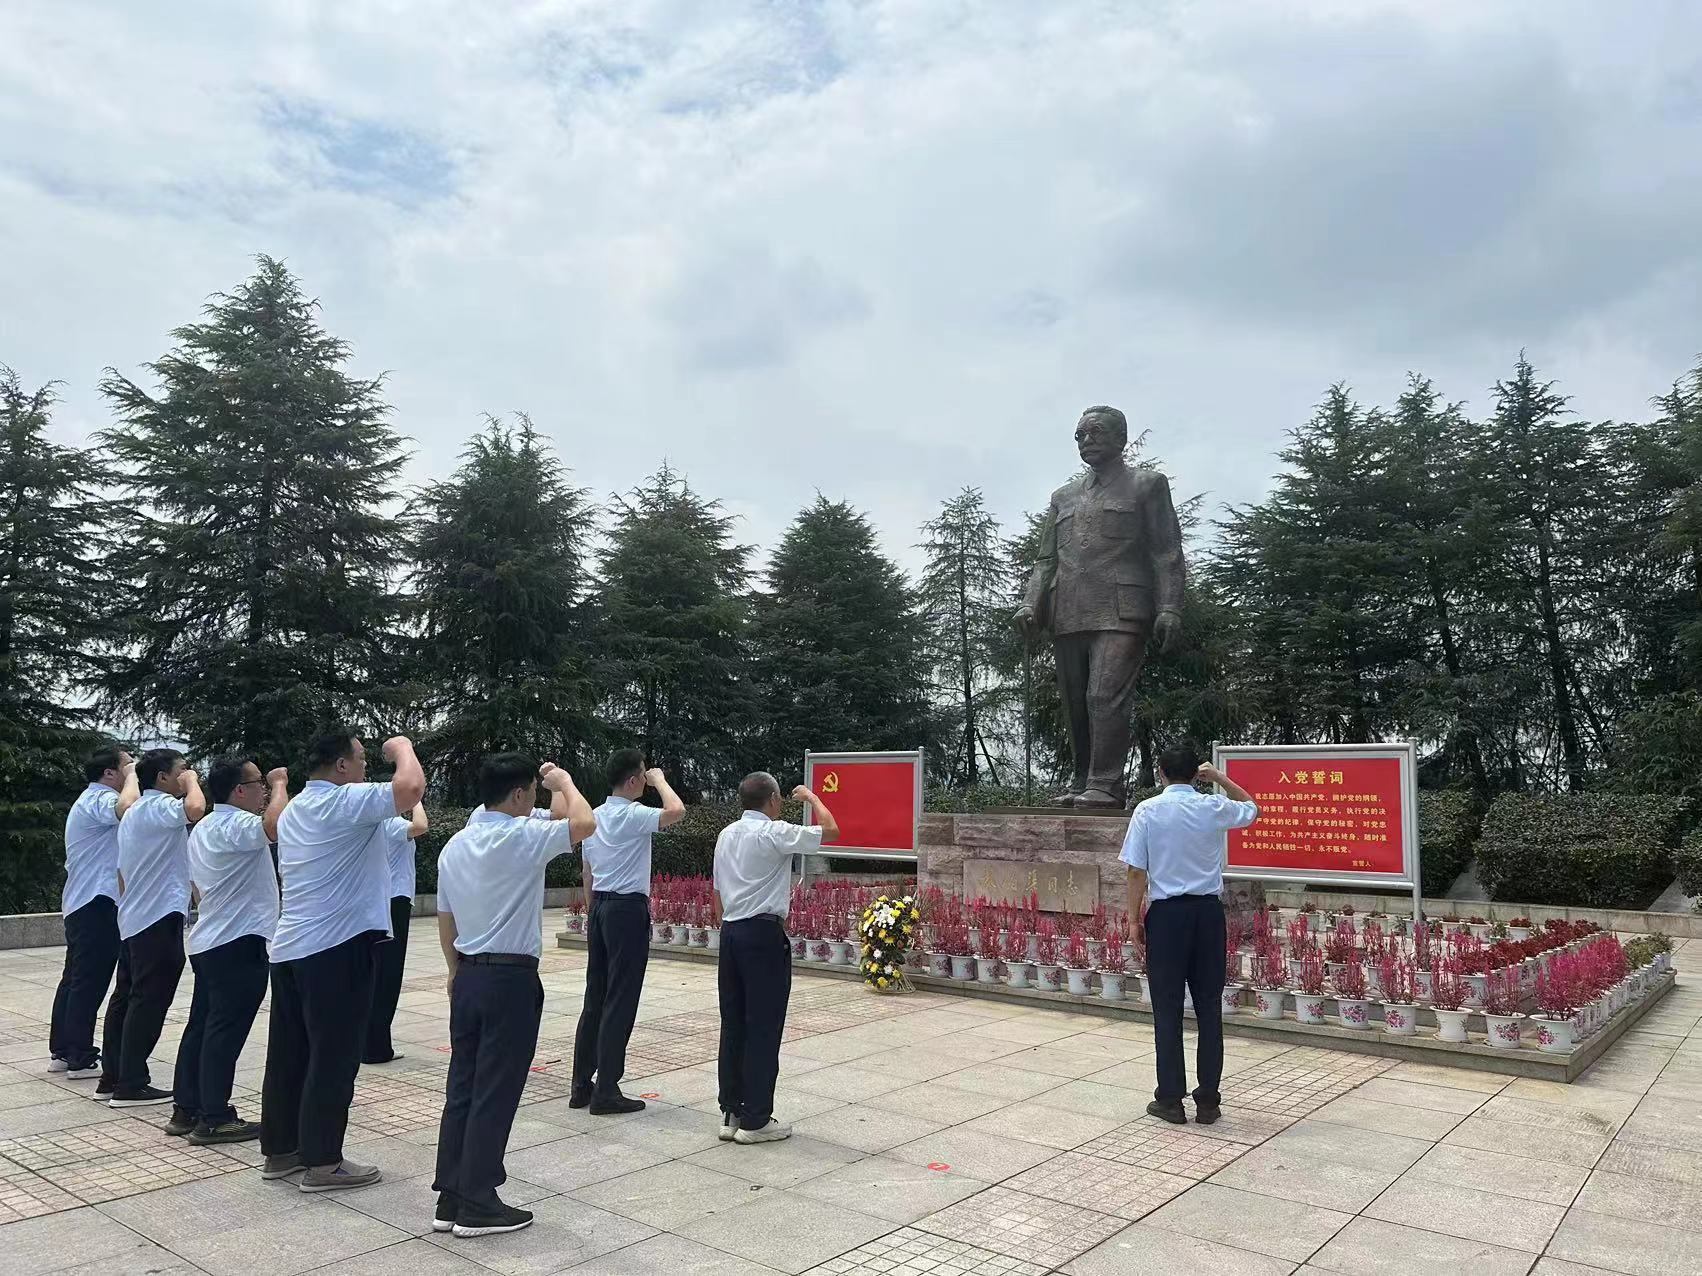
[[1485, 1013, 1523, 1049], [1004, 960, 1033, 990], [976, 959, 1003, 987], [1435, 1007, 1471, 1043], [1220, 983, 1244, 1015], [1099, 971, 1127, 1002], [948, 954, 976, 981], [564, 912, 585, 936], [1034, 963, 1063, 992], [1336, 997, 1370, 1030], [790, 935, 807, 960], [689, 925, 709, 949], [829, 939, 856, 966], [809, 938, 834, 963], [1064, 967, 1094, 996], [1380, 1002, 1417, 1036], [1252, 988, 1285, 1020], [1294, 993, 1328, 1025], [706, 926, 721, 951], [1413, 969, 1434, 1003], [1534, 1015, 1576, 1053], [928, 951, 952, 978]]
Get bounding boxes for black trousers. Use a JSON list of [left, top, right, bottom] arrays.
[[1145, 894, 1227, 1107], [50, 896, 120, 1068], [434, 961, 543, 1206], [260, 930, 379, 1166], [102, 913, 186, 1092], [717, 915, 791, 1131], [571, 893, 649, 1101], [173, 935, 269, 1125], [364, 896, 412, 1063]]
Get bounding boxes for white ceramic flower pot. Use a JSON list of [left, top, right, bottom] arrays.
[[807, 938, 832, 963], [1086, 939, 1105, 968], [706, 927, 721, 951], [1294, 993, 1328, 1025], [1414, 970, 1434, 1003], [790, 935, 807, 960], [1435, 1008, 1471, 1043], [689, 926, 708, 949], [1025, 934, 1041, 963], [564, 912, 585, 936], [1465, 975, 1486, 1009], [967, 927, 981, 955], [1535, 1016, 1576, 1053], [927, 951, 952, 978], [1221, 983, 1243, 1015], [1485, 1013, 1522, 1049], [1253, 989, 1285, 1020], [1035, 963, 1063, 992], [1381, 1002, 1417, 1036], [650, 923, 666, 944], [1004, 961, 1032, 989], [1137, 972, 1153, 1005], [1337, 998, 1370, 1029], [949, 954, 975, 981], [1099, 971, 1127, 1002], [976, 959, 1002, 986], [1509, 927, 1529, 942], [1064, 967, 1094, 996]]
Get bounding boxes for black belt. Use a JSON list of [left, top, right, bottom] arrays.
[[592, 891, 648, 902], [725, 913, 785, 925], [458, 953, 539, 968]]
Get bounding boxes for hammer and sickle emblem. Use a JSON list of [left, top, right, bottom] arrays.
[[820, 772, 840, 794]]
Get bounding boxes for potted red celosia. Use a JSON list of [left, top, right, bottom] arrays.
[[974, 926, 1003, 985], [1534, 955, 1580, 1053], [1084, 904, 1109, 968], [1221, 927, 1245, 1015], [1286, 917, 1314, 985], [1379, 955, 1418, 1036], [1483, 969, 1523, 1049], [1063, 933, 1094, 996], [1508, 916, 1532, 942], [1251, 948, 1286, 1020], [1034, 919, 1064, 991], [1293, 949, 1329, 1025], [1324, 926, 1355, 982], [1003, 917, 1033, 989], [1098, 927, 1128, 1002], [1430, 958, 1471, 1043], [1335, 954, 1370, 1029]]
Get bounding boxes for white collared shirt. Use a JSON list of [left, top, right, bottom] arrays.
[[187, 805, 278, 956], [63, 783, 121, 916], [713, 811, 820, 922], [437, 807, 576, 958], [1119, 783, 1259, 902], [116, 790, 192, 939], [269, 780, 398, 964], [381, 817, 415, 899], [582, 796, 661, 896]]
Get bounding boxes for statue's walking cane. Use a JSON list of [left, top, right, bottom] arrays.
[[1023, 630, 1034, 807]]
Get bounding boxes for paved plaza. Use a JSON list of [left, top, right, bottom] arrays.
[[0, 916, 1697, 1275]]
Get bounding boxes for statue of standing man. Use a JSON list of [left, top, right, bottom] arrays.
[[1014, 406, 1186, 808]]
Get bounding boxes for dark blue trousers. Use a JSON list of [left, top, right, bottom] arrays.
[[434, 961, 543, 1206], [1145, 894, 1227, 1107], [717, 915, 791, 1131], [364, 896, 412, 1063], [50, 896, 120, 1069], [572, 893, 649, 1101], [173, 935, 269, 1125], [103, 913, 186, 1093]]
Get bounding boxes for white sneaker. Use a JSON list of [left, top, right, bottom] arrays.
[[733, 1119, 792, 1145], [48, 1058, 68, 1074], [718, 1112, 738, 1142]]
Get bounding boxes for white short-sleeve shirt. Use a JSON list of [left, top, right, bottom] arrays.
[[63, 783, 121, 916], [187, 805, 279, 956], [582, 796, 661, 896], [269, 780, 399, 964], [116, 790, 192, 940], [381, 818, 416, 899], [436, 808, 576, 958], [1118, 784, 1259, 903], [713, 811, 821, 922]]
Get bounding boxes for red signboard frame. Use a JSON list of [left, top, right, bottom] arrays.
[[801, 750, 924, 859], [1212, 743, 1419, 906]]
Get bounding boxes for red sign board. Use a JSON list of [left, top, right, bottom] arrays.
[[803, 751, 922, 855], [1218, 749, 1413, 884]]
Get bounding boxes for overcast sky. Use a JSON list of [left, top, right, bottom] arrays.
[[3, 1, 1699, 575]]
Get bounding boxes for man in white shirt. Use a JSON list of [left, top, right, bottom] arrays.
[[571, 748, 685, 1115], [432, 754, 594, 1239], [165, 758, 290, 1145], [363, 802, 429, 1066], [259, 729, 425, 1193], [104, 748, 205, 1108], [1122, 742, 1259, 1126], [712, 773, 837, 1145], [48, 748, 133, 1079]]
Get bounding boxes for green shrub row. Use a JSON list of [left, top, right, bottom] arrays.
[[1475, 792, 1689, 909], [1418, 790, 1483, 897], [1676, 827, 1702, 902]]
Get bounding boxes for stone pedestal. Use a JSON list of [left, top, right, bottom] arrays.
[[918, 809, 1264, 919]]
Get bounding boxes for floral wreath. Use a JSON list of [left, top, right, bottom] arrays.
[[859, 893, 919, 990]]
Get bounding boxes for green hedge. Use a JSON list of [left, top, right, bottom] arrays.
[[1475, 792, 1687, 909], [1677, 827, 1702, 904], [1418, 791, 1483, 897]]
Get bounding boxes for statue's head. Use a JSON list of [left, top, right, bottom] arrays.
[[1074, 405, 1127, 467]]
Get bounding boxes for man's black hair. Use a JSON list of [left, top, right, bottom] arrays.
[[739, 771, 780, 811], [605, 747, 646, 792], [84, 748, 122, 783], [208, 756, 257, 804], [305, 729, 360, 773], [137, 748, 185, 791], [1157, 741, 1203, 785], [479, 752, 538, 808]]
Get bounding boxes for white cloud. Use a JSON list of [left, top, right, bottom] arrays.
[[2, 0, 1699, 575]]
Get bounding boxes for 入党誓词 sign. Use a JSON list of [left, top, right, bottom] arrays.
[[1211, 743, 1419, 891]]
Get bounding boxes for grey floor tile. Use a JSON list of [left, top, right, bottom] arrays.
[[677, 1188, 892, 1275], [860, 1082, 1012, 1126], [885, 1126, 1059, 1183], [0, 1205, 182, 1275], [424, 1193, 655, 1275], [570, 1159, 760, 1231], [565, 1230, 786, 1274], [306, 1237, 491, 1274], [1308, 1095, 1464, 1141], [1595, 1138, 1702, 1185], [1143, 1182, 1350, 1263], [791, 1104, 945, 1154], [170, 1197, 415, 1276], [1307, 1216, 1538, 1276], [914, 1183, 1126, 1268], [957, 1101, 1122, 1151], [1404, 1143, 1588, 1207], [1030, 1078, 1160, 1122], [790, 1153, 991, 1225], [1443, 1116, 1610, 1169], [1546, 1207, 1701, 1276], [1260, 1120, 1432, 1175], [502, 1133, 670, 1194], [1207, 1142, 1398, 1213], [1571, 1167, 1702, 1234], [1362, 1176, 1565, 1254], [684, 1134, 863, 1190], [1350, 1077, 1491, 1116], [1004, 1150, 1192, 1221], [1059, 1220, 1298, 1275], [801, 1224, 1047, 1275]]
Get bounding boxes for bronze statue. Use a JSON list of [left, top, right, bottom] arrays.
[[1013, 406, 1186, 808]]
